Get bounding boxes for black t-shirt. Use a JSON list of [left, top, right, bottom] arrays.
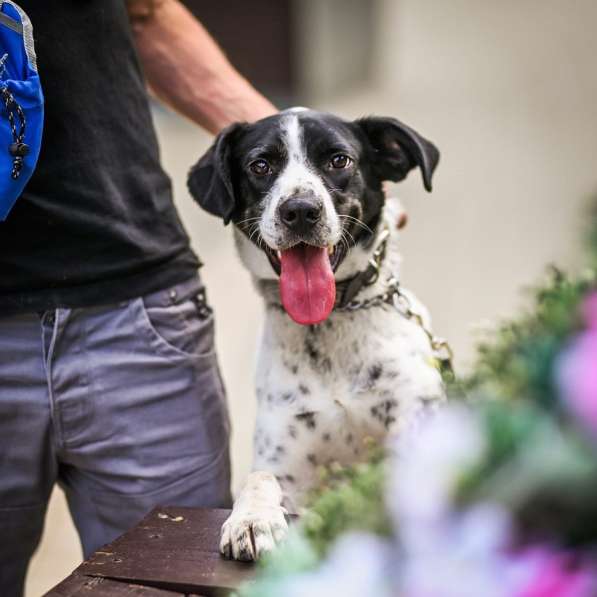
[[0, 0, 200, 315]]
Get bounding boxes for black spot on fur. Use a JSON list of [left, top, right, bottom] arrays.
[[298, 384, 310, 395], [291, 365, 298, 375], [277, 474, 296, 486], [288, 425, 298, 439], [346, 433, 354, 444], [385, 415, 397, 429], [276, 445, 285, 454], [370, 399, 398, 428], [369, 364, 383, 383], [281, 392, 295, 403], [305, 336, 319, 362], [307, 453, 317, 466], [295, 411, 317, 429], [322, 432, 331, 442], [304, 334, 332, 373]]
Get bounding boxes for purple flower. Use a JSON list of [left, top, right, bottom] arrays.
[[556, 292, 597, 433]]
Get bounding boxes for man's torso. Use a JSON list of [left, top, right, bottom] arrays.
[[0, 0, 199, 315]]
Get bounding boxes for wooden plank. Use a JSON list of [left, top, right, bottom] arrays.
[[77, 507, 255, 596], [44, 573, 189, 596]]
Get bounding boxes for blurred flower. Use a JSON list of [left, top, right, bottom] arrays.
[[400, 503, 526, 597], [389, 405, 485, 538], [387, 406, 528, 597], [556, 291, 597, 433], [266, 533, 395, 597], [515, 547, 596, 597]]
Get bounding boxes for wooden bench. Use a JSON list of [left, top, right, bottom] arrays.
[[45, 507, 255, 597]]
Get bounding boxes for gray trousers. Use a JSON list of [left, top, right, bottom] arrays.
[[0, 276, 231, 597]]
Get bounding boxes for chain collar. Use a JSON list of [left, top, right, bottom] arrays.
[[334, 225, 453, 375], [264, 225, 454, 375], [336, 274, 454, 376]]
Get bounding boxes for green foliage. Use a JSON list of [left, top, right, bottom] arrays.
[[456, 400, 541, 502], [454, 399, 597, 546], [301, 453, 389, 557], [459, 268, 594, 406]]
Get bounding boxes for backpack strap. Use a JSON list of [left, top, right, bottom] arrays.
[[0, 1, 36, 71], [0, 11, 22, 34]]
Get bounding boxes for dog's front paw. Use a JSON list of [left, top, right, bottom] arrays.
[[219, 505, 288, 561]]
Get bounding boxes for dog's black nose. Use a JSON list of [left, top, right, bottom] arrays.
[[279, 197, 322, 234]]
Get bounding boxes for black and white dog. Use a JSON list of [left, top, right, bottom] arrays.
[[188, 108, 446, 561]]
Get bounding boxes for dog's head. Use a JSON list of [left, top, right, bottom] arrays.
[[188, 109, 439, 326]]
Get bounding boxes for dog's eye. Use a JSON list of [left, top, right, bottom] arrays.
[[249, 159, 272, 176], [330, 154, 352, 169]]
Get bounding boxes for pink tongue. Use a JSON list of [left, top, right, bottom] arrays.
[[279, 244, 336, 325]]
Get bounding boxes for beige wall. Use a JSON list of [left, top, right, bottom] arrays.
[[27, 1, 597, 594]]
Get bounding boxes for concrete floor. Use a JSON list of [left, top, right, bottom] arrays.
[[26, 1, 597, 594]]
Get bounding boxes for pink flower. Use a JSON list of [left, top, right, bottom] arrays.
[[516, 548, 595, 597], [556, 292, 597, 433]]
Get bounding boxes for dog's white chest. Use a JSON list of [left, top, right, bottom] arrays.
[[252, 302, 444, 508]]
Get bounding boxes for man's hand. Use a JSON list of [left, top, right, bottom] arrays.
[[127, 0, 277, 133]]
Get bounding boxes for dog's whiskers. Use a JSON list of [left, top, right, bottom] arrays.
[[237, 216, 262, 230], [338, 214, 373, 235], [340, 226, 357, 248], [248, 223, 262, 244], [338, 230, 352, 254]]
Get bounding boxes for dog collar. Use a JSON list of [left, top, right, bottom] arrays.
[[335, 226, 391, 309]]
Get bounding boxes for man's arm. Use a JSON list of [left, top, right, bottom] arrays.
[[127, 0, 277, 133]]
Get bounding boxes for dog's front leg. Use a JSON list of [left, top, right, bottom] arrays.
[[219, 471, 288, 561]]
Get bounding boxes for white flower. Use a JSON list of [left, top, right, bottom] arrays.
[[400, 503, 524, 597], [277, 533, 396, 597], [388, 405, 486, 540]]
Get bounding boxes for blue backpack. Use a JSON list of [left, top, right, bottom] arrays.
[[0, 1, 43, 220]]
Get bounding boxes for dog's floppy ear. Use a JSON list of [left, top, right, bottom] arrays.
[[357, 117, 440, 192], [187, 123, 245, 225]]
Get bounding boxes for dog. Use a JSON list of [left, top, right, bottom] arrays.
[[188, 108, 446, 561]]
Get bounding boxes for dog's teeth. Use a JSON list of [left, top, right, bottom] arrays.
[[328, 245, 334, 255], [276, 251, 281, 259]]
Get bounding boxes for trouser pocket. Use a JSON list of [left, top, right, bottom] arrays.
[[137, 276, 215, 359]]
